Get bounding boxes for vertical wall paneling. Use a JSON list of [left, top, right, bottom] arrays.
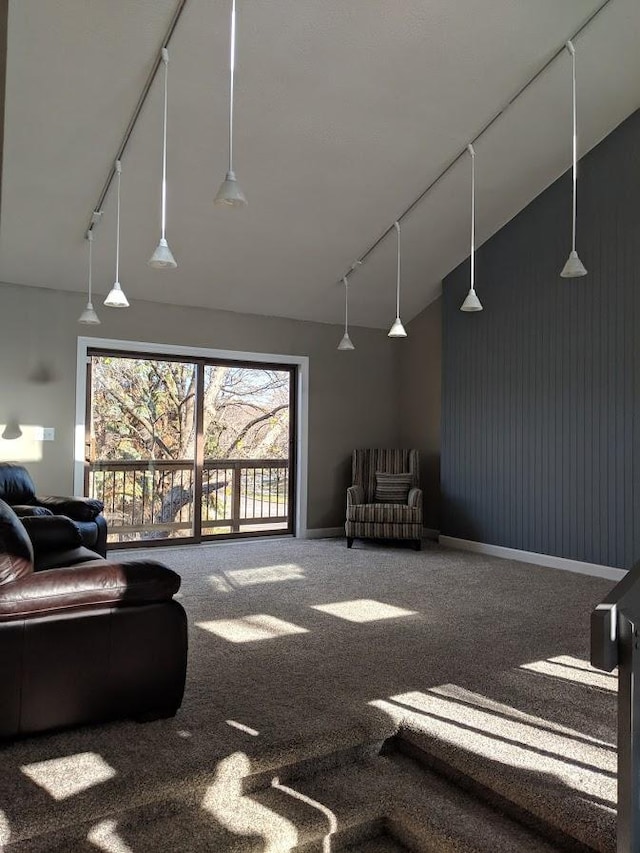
[[442, 108, 640, 570]]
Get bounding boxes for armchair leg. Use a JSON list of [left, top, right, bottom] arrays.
[[347, 537, 354, 549], [413, 539, 422, 551]]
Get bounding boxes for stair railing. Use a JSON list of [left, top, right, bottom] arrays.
[[591, 562, 640, 853]]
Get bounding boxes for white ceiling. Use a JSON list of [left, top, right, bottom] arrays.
[[0, 0, 639, 328]]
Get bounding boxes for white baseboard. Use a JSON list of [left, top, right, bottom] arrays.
[[302, 527, 344, 539], [439, 535, 626, 582], [423, 527, 439, 541]]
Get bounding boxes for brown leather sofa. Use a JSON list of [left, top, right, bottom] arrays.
[[0, 499, 188, 738], [0, 463, 108, 557]]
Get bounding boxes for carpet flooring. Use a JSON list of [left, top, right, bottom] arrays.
[[0, 538, 618, 852]]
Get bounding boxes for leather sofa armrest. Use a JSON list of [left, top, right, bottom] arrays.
[[21, 515, 82, 556], [10, 505, 53, 518], [0, 560, 181, 620], [347, 485, 365, 506], [34, 496, 104, 521], [408, 487, 423, 509]]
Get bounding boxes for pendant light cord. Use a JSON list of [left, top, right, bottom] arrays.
[[343, 276, 349, 332], [469, 143, 475, 292], [228, 0, 236, 172], [394, 221, 401, 318], [87, 231, 94, 302], [567, 40, 577, 252], [161, 48, 169, 240], [115, 160, 122, 282]]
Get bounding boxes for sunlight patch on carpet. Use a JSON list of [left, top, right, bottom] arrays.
[[272, 777, 337, 853], [312, 599, 417, 623], [227, 719, 260, 736], [87, 819, 134, 853], [224, 564, 305, 588], [521, 658, 616, 692], [202, 752, 298, 852], [0, 810, 9, 846], [197, 614, 309, 642], [426, 683, 616, 748], [21, 753, 116, 800]]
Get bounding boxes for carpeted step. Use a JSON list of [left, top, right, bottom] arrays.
[[381, 752, 565, 853], [390, 716, 614, 853]]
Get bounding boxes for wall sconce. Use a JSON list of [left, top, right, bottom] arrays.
[[1, 419, 23, 440]]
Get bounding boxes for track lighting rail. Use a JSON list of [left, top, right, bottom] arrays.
[[84, 0, 190, 238], [338, 0, 613, 283]]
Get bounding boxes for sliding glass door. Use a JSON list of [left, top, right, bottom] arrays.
[[85, 350, 296, 547]]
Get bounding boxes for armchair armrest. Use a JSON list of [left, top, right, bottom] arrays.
[[35, 495, 104, 522], [20, 515, 82, 557], [407, 487, 423, 510], [347, 485, 365, 506], [0, 560, 181, 620]]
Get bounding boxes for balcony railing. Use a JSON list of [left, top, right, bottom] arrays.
[[88, 458, 289, 543]]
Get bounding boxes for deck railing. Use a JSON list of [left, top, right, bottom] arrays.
[[88, 458, 289, 542]]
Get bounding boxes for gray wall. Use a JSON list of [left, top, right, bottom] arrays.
[[442, 107, 640, 570], [0, 282, 401, 531], [399, 297, 441, 531]]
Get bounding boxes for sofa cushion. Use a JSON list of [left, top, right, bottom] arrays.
[[347, 502, 422, 524], [0, 464, 36, 505], [0, 499, 34, 585], [374, 472, 412, 504]]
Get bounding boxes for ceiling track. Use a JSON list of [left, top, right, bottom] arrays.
[[85, 0, 189, 238], [339, 0, 615, 283]]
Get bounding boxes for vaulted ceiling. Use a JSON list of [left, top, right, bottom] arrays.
[[0, 0, 639, 328]]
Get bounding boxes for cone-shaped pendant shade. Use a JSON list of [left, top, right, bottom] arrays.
[[560, 249, 587, 278], [104, 282, 129, 308], [338, 332, 355, 351], [148, 238, 177, 269], [215, 171, 247, 207], [461, 288, 483, 312], [388, 317, 407, 338], [78, 301, 101, 324], [1, 419, 22, 440]]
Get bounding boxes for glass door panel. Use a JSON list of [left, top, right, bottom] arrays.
[[201, 364, 293, 536], [87, 354, 197, 545]]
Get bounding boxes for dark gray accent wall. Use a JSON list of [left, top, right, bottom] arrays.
[[442, 107, 640, 570]]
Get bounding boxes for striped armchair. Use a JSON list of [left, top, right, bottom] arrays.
[[345, 449, 422, 550]]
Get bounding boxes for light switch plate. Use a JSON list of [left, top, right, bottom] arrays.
[[42, 428, 55, 441]]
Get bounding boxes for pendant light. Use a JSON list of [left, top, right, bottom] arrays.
[[461, 144, 483, 312], [560, 40, 586, 278], [388, 221, 407, 337], [215, 0, 247, 207], [1, 419, 22, 441], [104, 160, 130, 308], [149, 48, 177, 269], [337, 276, 355, 350], [78, 231, 101, 325]]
